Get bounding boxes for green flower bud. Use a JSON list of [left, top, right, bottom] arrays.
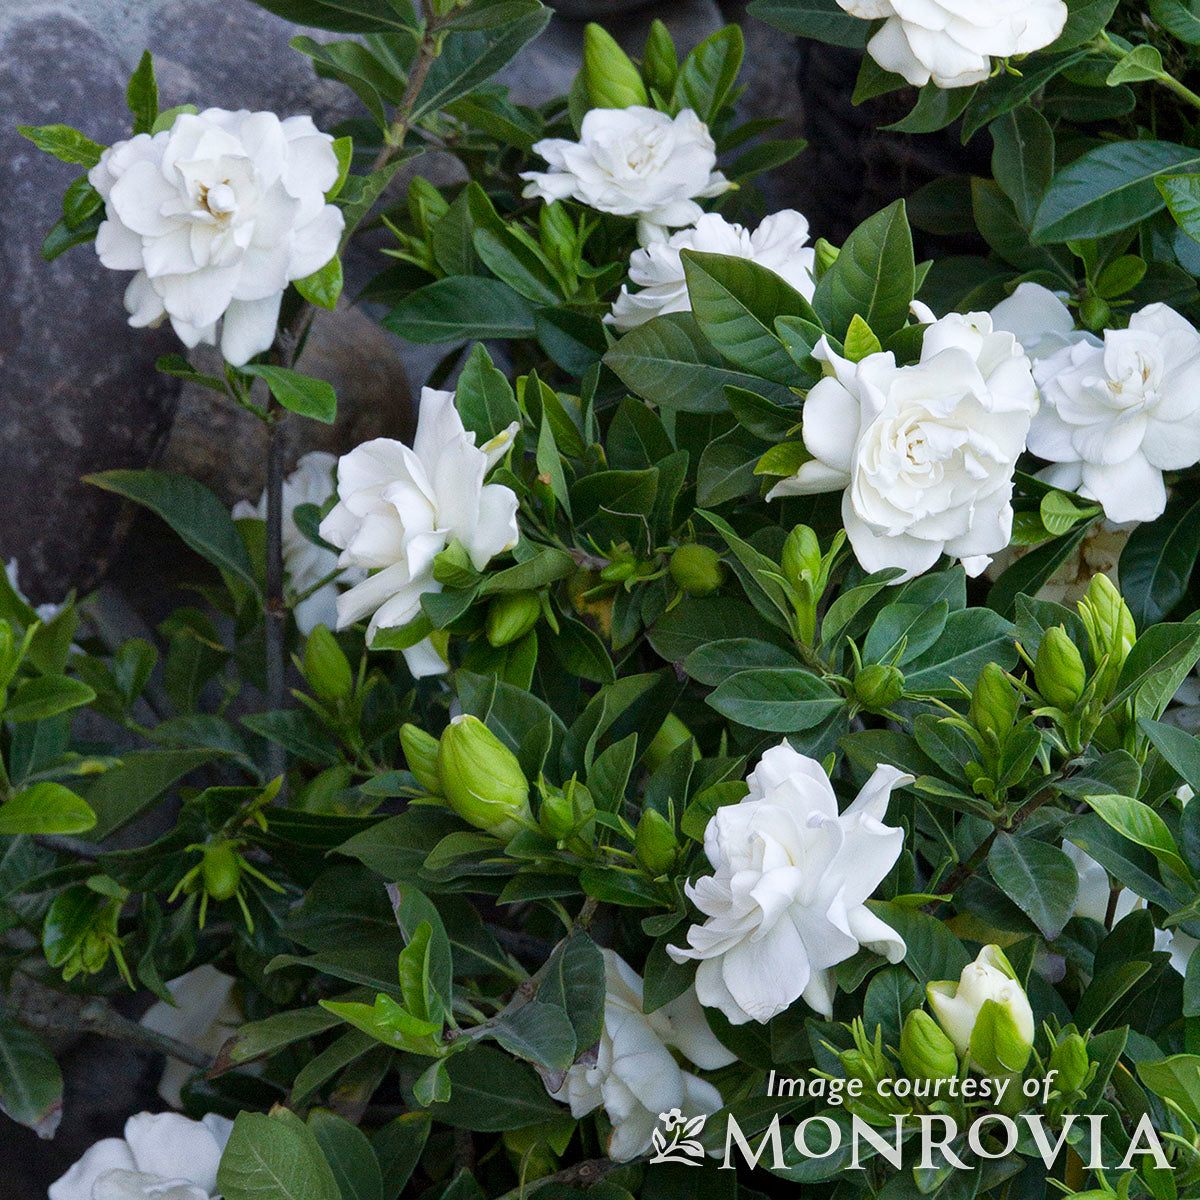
[[669, 544, 725, 596], [80, 930, 111, 975], [400, 723, 443, 794], [645, 713, 696, 772], [539, 202, 576, 267], [969, 663, 1018, 741], [900, 1009, 959, 1082], [635, 808, 678, 875], [1078, 573, 1135, 678], [1079, 295, 1112, 332], [814, 238, 840, 276], [1048, 1032, 1090, 1093], [781, 525, 821, 590], [854, 663, 905, 712], [582, 23, 648, 109], [438, 715, 531, 838], [1035, 626, 1087, 711], [202, 843, 242, 902], [539, 790, 576, 840], [642, 19, 678, 96], [486, 592, 542, 648], [928, 945, 1034, 1075], [600, 559, 636, 583], [303, 625, 353, 701], [297, 764, 353, 813]]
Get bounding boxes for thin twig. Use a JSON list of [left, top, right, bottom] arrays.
[[494, 1158, 619, 1200], [257, 0, 446, 788], [16, 993, 213, 1070], [925, 781, 1062, 912]]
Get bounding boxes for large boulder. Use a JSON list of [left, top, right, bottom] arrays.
[[0, 14, 181, 606]]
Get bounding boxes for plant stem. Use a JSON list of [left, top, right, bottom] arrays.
[[263, 411, 287, 788], [15, 990, 213, 1070], [255, 0, 445, 785], [925, 780, 1061, 910], [1092, 33, 1200, 114], [494, 1158, 619, 1200]]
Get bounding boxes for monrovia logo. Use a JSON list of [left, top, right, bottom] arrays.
[[649, 1109, 709, 1165], [652, 1110, 1173, 1172]]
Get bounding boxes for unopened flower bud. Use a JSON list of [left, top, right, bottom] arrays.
[[1078, 574, 1135, 678], [202, 843, 242, 902], [854, 663, 905, 712], [814, 238, 840, 275], [635, 808, 678, 875], [781, 525, 821, 590], [297, 763, 353, 813], [928, 945, 1034, 1075], [486, 592, 541, 647], [669, 544, 725, 596], [539, 790, 576, 841], [970, 663, 1018, 741], [539, 202, 576, 266], [1079, 294, 1111, 332], [900, 1009, 959, 1082], [1048, 1032, 1090, 1093], [583, 23, 648, 109], [438, 715, 531, 838], [1035, 626, 1087, 711], [400, 724, 443, 794], [645, 713, 696, 772], [303, 625, 353, 701]]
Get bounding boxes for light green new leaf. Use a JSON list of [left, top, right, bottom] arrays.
[[0, 784, 96, 836]]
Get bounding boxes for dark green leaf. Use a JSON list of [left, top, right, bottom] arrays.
[[812, 200, 914, 341], [243, 364, 337, 424], [987, 834, 1079, 939], [1033, 141, 1200, 243], [85, 470, 259, 593], [707, 667, 843, 732], [384, 277, 536, 342]]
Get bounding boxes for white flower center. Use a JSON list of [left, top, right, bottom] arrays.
[[202, 181, 238, 218]]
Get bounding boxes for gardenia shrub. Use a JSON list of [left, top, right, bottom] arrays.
[[9, 1, 1200, 1198]]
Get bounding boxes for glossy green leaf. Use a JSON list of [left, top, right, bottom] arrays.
[[0, 784, 96, 836], [243, 364, 337, 423], [1033, 141, 1200, 243]]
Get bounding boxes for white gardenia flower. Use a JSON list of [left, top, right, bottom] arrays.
[[319, 388, 519, 676], [49, 1111, 233, 1200], [927, 945, 1034, 1059], [233, 450, 362, 635], [669, 742, 911, 1023], [990, 282, 1099, 363], [140, 965, 240, 1109], [1029, 304, 1200, 524], [88, 108, 344, 366], [549, 949, 735, 1162], [1065, 842, 1197, 975], [837, 0, 1068, 89], [520, 107, 730, 244], [768, 309, 1038, 581], [607, 211, 816, 331]]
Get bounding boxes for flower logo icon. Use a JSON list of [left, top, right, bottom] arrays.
[[649, 1109, 707, 1165]]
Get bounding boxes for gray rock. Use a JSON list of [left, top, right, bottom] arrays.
[[144, 0, 362, 130], [498, 0, 724, 106], [0, 15, 180, 605], [161, 303, 414, 507]]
